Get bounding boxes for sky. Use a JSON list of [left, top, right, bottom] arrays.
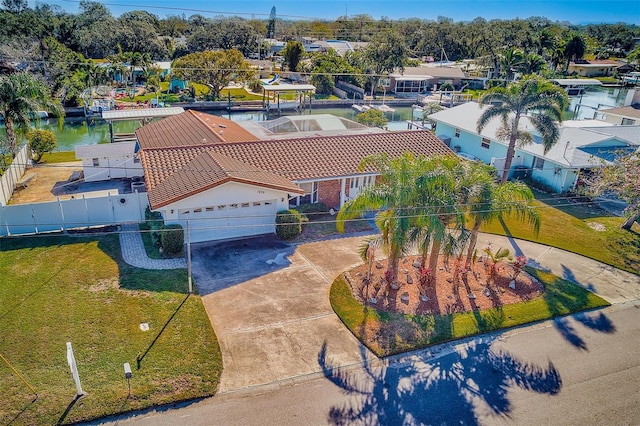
[[41, 0, 639, 24]]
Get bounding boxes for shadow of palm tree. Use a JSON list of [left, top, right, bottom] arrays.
[[318, 337, 561, 425]]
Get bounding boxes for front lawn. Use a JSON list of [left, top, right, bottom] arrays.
[[0, 234, 221, 425], [330, 267, 610, 357], [481, 191, 640, 275]]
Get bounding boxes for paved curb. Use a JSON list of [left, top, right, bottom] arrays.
[[119, 223, 187, 270]]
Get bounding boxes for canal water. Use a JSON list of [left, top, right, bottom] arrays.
[[2, 86, 629, 152]]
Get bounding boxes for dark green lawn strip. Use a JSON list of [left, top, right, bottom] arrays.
[[0, 234, 220, 425], [330, 267, 610, 358]]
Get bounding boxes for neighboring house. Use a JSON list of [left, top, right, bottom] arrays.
[[309, 40, 368, 56], [600, 104, 640, 125], [75, 142, 143, 182], [567, 60, 623, 77], [429, 102, 640, 193], [386, 66, 466, 95], [599, 89, 640, 125], [135, 110, 452, 242]]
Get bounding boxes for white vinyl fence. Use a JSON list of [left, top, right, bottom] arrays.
[[0, 144, 30, 206], [0, 191, 149, 237]]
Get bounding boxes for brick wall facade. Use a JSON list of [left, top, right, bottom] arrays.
[[318, 179, 342, 209]]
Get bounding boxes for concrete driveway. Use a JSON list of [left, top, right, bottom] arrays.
[[191, 232, 640, 396], [191, 235, 381, 394]]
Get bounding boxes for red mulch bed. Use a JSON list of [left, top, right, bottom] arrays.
[[344, 255, 544, 316]]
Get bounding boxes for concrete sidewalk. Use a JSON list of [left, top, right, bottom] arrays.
[[195, 232, 640, 396]]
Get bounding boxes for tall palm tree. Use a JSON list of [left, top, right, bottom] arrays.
[[462, 163, 540, 268], [477, 76, 568, 183], [0, 72, 63, 156], [499, 48, 524, 81], [412, 155, 469, 286], [337, 152, 428, 287], [518, 53, 546, 75], [563, 33, 587, 73]]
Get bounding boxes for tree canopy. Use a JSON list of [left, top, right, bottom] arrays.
[[171, 50, 253, 100]]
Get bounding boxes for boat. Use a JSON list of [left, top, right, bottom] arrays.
[[351, 104, 366, 112], [374, 104, 395, 113], [622, 72, 640, 85]]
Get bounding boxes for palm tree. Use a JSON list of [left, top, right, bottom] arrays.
[[477, 76, 568, 183], [411, 156, 469, 286], [337, 152, 428, 287], [462, 163, 540, 269], [0, 72, 63, 156], [499, 48, 524, 81], [518, 53, 546, 75], [563, 33, 587, 73]]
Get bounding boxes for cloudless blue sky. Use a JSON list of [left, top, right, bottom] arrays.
[[43, 0, 638, 24]]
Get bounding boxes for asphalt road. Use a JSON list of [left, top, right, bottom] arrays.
[[97, 302, 640, 426]]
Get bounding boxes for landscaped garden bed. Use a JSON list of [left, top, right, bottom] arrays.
[[331, 255, 610, 357]]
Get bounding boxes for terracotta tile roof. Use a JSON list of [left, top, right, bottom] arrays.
[[141, 130, 453, 208], [135, 110, 259, 149], [146, 151, 303, 208]]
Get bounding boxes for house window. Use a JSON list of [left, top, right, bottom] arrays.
[[534, 157, 545, 170], [253, 202, 261, 207], [193, 208, 202, 213], [379, 78, 390, 87], [179, 209, 190, 215], [241, 203, 250, 208], [481, 138, 491, 149], [206, 207, 214, 212], [92, 158, 99, 166], [454, 128, 460, 138], [297, 181, 318, 204], [133, 157, 141, 163], [621, 118, 635, 125]]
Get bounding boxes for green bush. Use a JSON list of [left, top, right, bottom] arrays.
[[27, 129, 57, 162], [293, 202, 328, 214], [276, 209, 303, 240], [144, 207, 164, 246], [161, 224, 184, 255]]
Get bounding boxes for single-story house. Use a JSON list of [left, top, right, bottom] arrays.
[[386, 66, 466, 94], [567, 60, 623, 77], [599, 89, 640, 125], [135, 110, 453, 242], [429, 101, 640, 193], [75, 142, 143, 182]]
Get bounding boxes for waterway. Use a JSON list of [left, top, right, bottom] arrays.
[[2, 86, 630, 152]]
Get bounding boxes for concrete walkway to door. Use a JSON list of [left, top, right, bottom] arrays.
[[192, 232, 640, 396]]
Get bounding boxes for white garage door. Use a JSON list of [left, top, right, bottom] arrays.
[[179, 200, 278, 243]]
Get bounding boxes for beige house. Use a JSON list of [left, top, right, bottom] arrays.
[[568, 60, 623, 77], [386, 66, 466, 94]]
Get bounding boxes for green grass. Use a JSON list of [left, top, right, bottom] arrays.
[[0, 234, 221, 425], [330, 267, 610, 357], [220, 87, 264, 101], [39, 151, 77, 163], [481, 191, 640, 275]]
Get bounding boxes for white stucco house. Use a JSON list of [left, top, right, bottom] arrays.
[[134, 110, 453, 243], [429, 102, 640, 193], [75, 142, 143, 182]]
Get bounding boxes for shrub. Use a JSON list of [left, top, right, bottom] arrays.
[[161, 224, 184, 255], [293, 202, 328, 214], [27, 129, 57, 162], [276, 209, 303, 240], [144, 207, 164, 246]]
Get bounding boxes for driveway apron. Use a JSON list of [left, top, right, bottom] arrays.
[[195, 236, 382, 394]]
